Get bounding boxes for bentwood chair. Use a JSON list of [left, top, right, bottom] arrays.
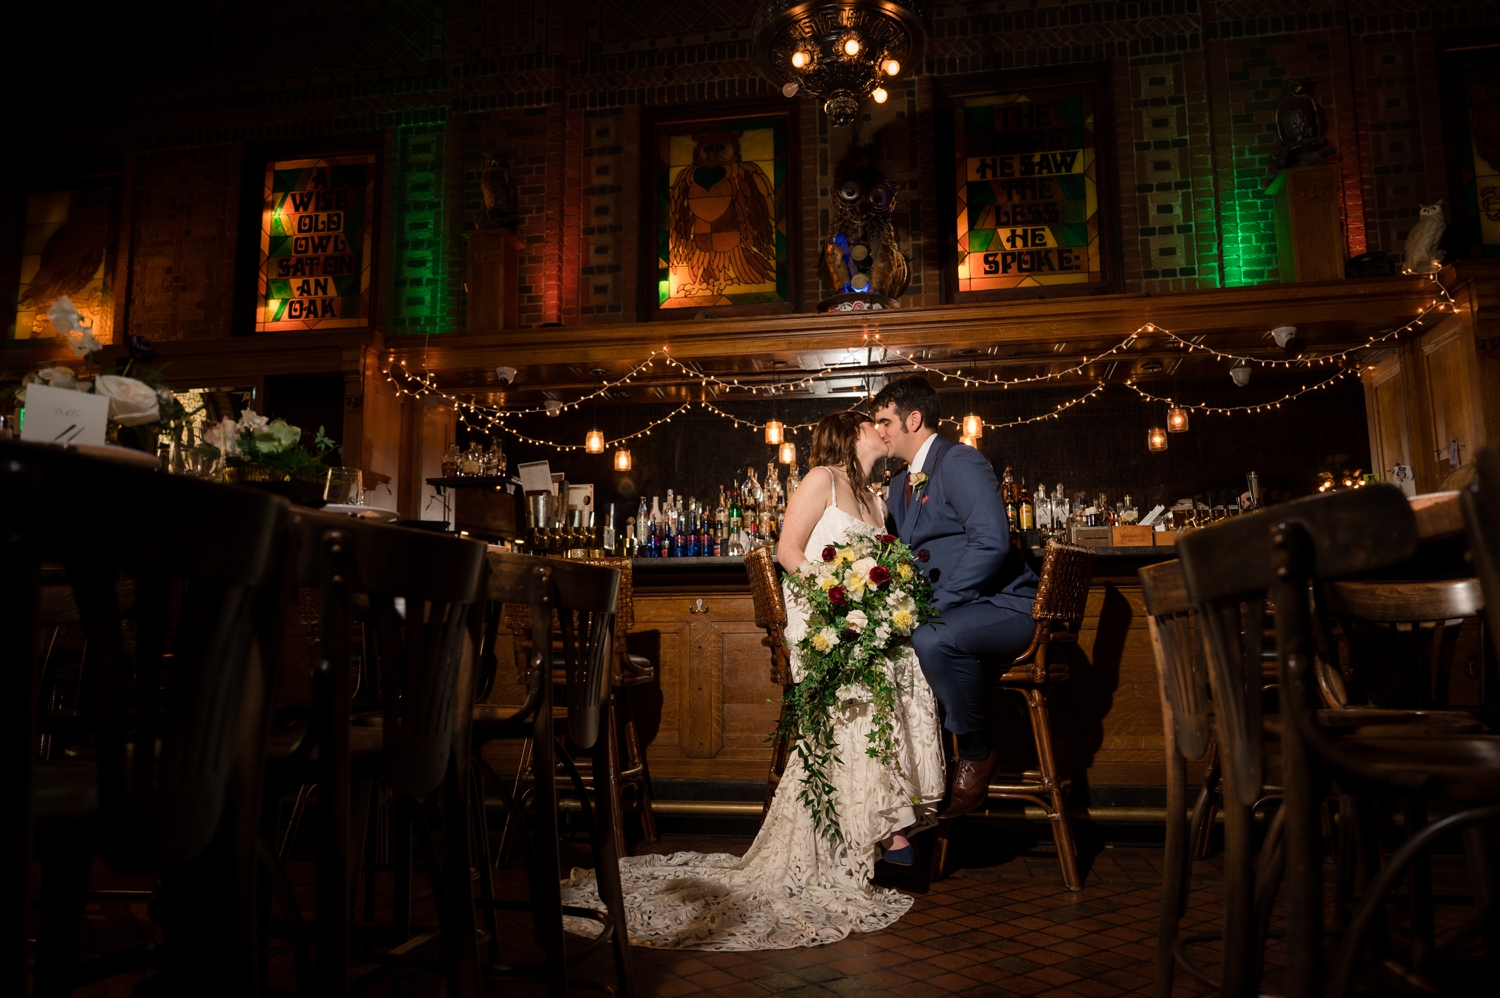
[[929, 539, 1095, 889], [744, 545, 794, 816], [493, 556, 659, 858], [3, 440, 293, 998], [263, 510, 487, 998], [1180, 484, 1500, 997], [470, 552, 633, 998]]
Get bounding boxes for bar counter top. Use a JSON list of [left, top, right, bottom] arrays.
[[627, 545, 1178, 571]]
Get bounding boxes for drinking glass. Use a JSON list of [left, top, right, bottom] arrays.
[[325, 467, 364, 504]]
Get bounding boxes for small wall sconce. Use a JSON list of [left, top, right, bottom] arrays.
[[585, 429, 605, 453], [779, 440, 797, 464], [1167, 407, 1189, 433], [613, 449, 631, 471], [764, 420, 785, 445], [1148, 427, 1168, 452], [962, 413, 984, 438]]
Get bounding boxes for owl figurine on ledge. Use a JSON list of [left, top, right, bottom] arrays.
[[819, 149, 909, 309], [1401, 201, 1447, 275]]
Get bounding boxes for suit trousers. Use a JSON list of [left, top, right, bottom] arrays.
[[911, 601, 1037, 735]]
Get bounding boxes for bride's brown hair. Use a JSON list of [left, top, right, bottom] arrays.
[[808, 411, 874, 513]]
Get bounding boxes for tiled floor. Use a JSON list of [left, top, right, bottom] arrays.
[[69, 820, 1489, 996]]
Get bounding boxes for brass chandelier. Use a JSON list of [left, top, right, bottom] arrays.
[[752, 0, 926, 127]]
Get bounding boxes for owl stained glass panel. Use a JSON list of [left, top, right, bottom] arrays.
[[657, 115, 789, 310], [12, 186, 116, 343], [953, 84, 1103, 294], [257, 153, 376, 332]]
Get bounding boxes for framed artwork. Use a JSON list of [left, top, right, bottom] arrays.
[[1439, 38, 1500, 259], [642, 102, 798, 318], [941, 68, 1118, 302], [256, 152, 377, 332], [11, 181, 119, 344]]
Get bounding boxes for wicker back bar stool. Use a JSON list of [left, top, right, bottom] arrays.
[[744, 546, 794, 817], [928, 539, 1096, 888]]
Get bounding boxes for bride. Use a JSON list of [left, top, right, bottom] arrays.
[[559, 411, 945, 950]]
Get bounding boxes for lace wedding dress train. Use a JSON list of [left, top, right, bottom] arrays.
[[558, 502, 946, 950]]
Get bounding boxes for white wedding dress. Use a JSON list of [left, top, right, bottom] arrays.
[[558, 491, 946, 950]]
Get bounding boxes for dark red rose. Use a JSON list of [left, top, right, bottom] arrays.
[[822, 545, 837, 562], [828, 586, 847, 605], [877, 533, 896, 544], [917, 548, 930, 562], [868, 565, 890, 585], [839, 628, 859, 644]]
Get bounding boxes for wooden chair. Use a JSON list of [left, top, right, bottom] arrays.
[[929, 539, 1095, 889], [492, 556, 659, 857], [263, 510, 488, 998], [1140, 559, 1208, 998], [1181, 484, 1500, 997], [470, 553, 634, 998], [744, 545, 794, 816], [2, 439, 292, 997]]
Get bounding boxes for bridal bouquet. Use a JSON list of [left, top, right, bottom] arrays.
[[781, 534, 939, 844]]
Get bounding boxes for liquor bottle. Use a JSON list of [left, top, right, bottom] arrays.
[[716, 487, 728, 539], [1019, 484, 1035, 531], [729, 490, 743, 538], [646, 518, 660, 558], [441, 443, 459, 478], [1001, 466, 1017, 505], [650, 496, 661, 533], [787, 461, 800, 494], [1122, 495, 1139, 524], [637, 497, 650, 547]]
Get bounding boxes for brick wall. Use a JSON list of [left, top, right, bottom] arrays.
[[13, 0, 1500, 340]]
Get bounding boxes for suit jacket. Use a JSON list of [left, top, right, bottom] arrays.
[[886, 435, 1039, 616]]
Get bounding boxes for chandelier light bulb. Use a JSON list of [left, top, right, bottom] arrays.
[[843, 36, 861, 56], [1148, 427, 1168, 452], [782, 81, 799, 97], [1167, 407, 1189, 433], [872, 87, 888, 104], [585, 429, 605, 454], [764, 419, 785, 445], [962, 413, 984, 438], [791, 49, 809, 68], [779, 440, 797, 464], [883, 58, 900, 76], [613, 449, 632, 472]]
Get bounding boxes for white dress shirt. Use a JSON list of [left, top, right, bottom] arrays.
[[908, 433, 938, 476]]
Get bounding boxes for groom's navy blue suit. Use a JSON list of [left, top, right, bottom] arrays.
[[886, 435, 1040, 735]]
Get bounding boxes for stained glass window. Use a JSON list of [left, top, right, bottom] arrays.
[[952, 83, 1104, 295], [655, 113, 790, 311], [13, 186, 115, 342], [257, 153, 376, 332]]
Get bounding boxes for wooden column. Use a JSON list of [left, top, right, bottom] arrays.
[[1269, 165, 1345, 283]]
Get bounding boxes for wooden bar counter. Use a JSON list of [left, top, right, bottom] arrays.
[[482, 548, 1180, 801]]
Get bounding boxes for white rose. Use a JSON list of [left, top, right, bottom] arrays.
[[849, 557, 878, 578], [94, 375, 161, 426], [238, 408, 270, 434], [36, 367, 83, 391], [874, 624, 892, 645], [844, 609, 869, 632], [204, 416, 242, 456]]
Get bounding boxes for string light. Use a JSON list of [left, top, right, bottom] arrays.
[[873, 331, 1141, 387], [938, 382, 1107, 430], [1125, 368, 1354, 414]]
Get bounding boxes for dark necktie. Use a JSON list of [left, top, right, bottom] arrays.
[[903, 471, 914, 507]]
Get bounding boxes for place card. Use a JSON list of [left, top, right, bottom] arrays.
[[20, 384, 110, 447]]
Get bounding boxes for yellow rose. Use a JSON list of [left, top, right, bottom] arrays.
[[818, 575, 837, 590], [897, 563, 914, 580], [835, 548, 855, 566], [811, 632, 832, 652], [891, 610, 915, 633]]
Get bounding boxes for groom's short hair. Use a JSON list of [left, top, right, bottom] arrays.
[[873, 376, 940, 432]]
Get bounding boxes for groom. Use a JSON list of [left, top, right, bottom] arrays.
[[873, 376, 1039, 817]]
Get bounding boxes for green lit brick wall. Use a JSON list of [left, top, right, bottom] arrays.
[[390, 122, 448, 335]]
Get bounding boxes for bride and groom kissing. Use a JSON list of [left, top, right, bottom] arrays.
[[562, 375, 1040, 951]]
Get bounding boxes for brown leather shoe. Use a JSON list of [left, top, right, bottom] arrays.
[[940, 750, 998, 818]]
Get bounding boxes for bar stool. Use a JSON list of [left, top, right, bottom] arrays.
[[1180, 484, 1500, 996], [3, 440, 293, 997], [493, 556, 658, 857], [928, 539, 1095, 888], [470, 553, 633, 998], [744, 545, 794, 816]]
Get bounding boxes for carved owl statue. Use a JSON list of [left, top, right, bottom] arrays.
[[668, 132, 776, 298], [819, 148, 909, 303], [1401, 201, 1447, 275], [1274, 79, 1334, 169]]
